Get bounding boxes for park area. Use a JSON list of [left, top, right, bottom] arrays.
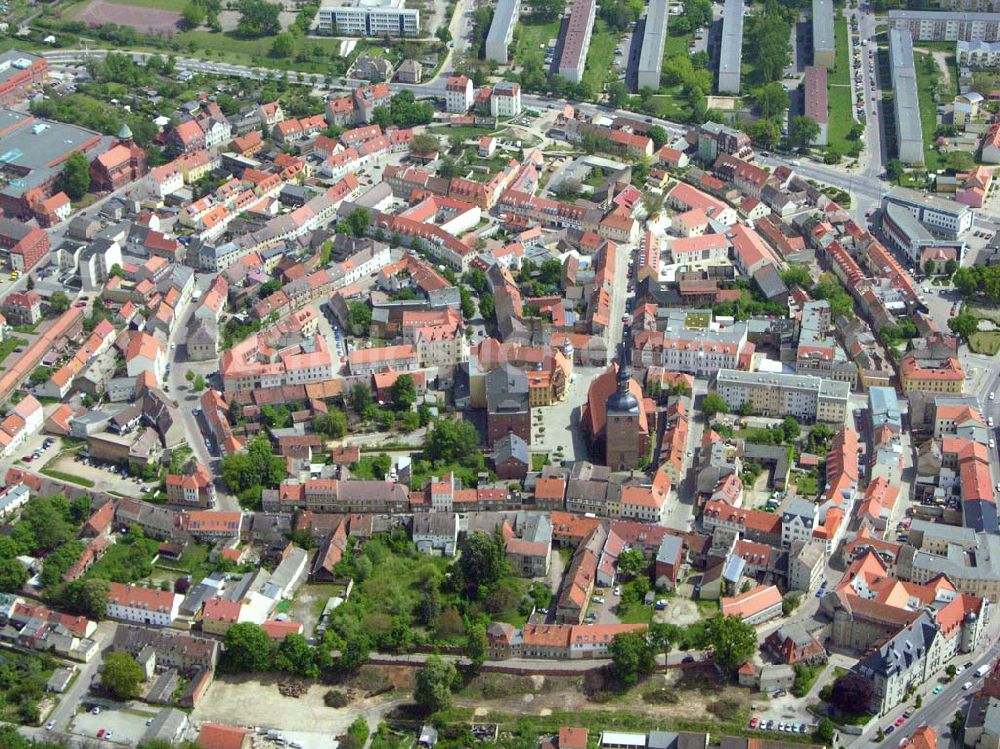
[[969, 331, 1000, 356]]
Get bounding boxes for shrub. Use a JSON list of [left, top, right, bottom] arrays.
[[324, 689, 349, 708]]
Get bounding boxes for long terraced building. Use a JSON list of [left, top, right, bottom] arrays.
[[636, 0, 668, 91]]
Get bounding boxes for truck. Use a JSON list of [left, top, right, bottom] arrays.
[[977, 664, 991, 678]]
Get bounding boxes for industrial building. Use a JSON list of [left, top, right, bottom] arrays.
[[316, 0, 420, 37], [717, 0, 745, 94], [889, 28, 924, 166], [636, 0, 668, 91], [803, 66, 828, 146], [812, 0, 835, 68], [485, 0, 521, 63], [887, 9, 1000, 42], [557, 0, 597, 83]]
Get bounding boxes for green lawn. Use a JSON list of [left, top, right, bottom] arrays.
[[616, 603, 653, 624], [85, 536, 161, 583], [664, 29, 693, 59], [830, 15, 851, 86], [826, 84, 859, 157], [531, 453, 549, 471], [582, 20, 618, 96], [0, 337, 28, 367], [514, 19, 562, 66], [914, 52, 946, 170], [38, 468, 95, 487], [428, 125, 497, 139], [795, 471, 819, 498], [969, 331, 1000, 356]]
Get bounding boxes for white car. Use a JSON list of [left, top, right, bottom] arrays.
[[45, 722, 55, 731], [990, 440, 996, 449], [990, 392, 995, 401]]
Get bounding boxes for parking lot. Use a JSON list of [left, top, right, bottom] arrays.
[[45, 452, 160, 495], [71, 705, 159, 744]]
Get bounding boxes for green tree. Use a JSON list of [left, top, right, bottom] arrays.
[[313, 410, 348, 438], [815, 718, 836, 744], [886, 159, 904, 183], [465, 622, 488, 672], [236, 0, 282, 37], [701, 391, 729, 420], [222, 622, 274, 672], [459, 530, 509, 594], [414, 655, 458, 714], [0, 557, 28, 593], [102, 652, 145, 699], [344, 208, 371, 238], [788, 116, 820, 150], [424, 418, 480, 463], [219, 436, 286, 495], [459, 286, 476, 320], [781, 264, 812, 288], [348, 301, 371, 332], [924, 260, 936, 276], [616, 548, 646, 579], [275, 633, 319, 678], [62, 578, 110, 620], [830, 672, 874, 714], [782, 416, 801, 442], [952, 710, 965, 735], [647, 125, 668, 150], [945, 259, 958, 277], [946, 664, 957, 680], [753, 82, 790, 119], [704, 614, 757, 675], [745, 118, 781, 150], [181, 1, 205, 28], [411, 132, 440, 154], [390, 374, 417, 411], [60, 152, 91, 200], [192, 374, 206, 392], [350, 382, 374, 414], [948, 313, 978, 340], [648, 622, 683, 654], [608, 631, 657, 686], [270, 32, 295, 58], [782, 592, 801, 616]]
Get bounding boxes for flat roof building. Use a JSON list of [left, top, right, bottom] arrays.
[[717, 0, 745, 94], [316, 0, 419, 37], [485, 0, 521, 63], [558, 0, 597, 84], [889, 28, 924, 166], [803, 66, 828, 145], [888, 9, 1000, 42], [882, 185, 974, 240], [637, 0, 668, 91], [714, 368, 850, 424], [812, 0, 835, 68]]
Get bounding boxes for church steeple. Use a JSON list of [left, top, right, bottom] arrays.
[[607, 319, 639, 414]]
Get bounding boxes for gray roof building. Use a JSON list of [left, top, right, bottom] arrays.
[[889, 28, 925, 165], [637, 0, 668, 90], [717, 0, 745, 94], [812, 0, 835, 68], [485, 0, 520, 64]]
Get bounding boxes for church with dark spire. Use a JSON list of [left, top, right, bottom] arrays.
[[580, 322, 651, 470]]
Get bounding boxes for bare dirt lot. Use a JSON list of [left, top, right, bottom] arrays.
[[191, 670, 411, 735], [74, 0, 181, 34]]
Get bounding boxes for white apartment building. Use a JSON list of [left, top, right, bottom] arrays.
[[781, 497, 818, 549], [485, 0, 520, 63], [882, 186, 974, 239], [714, 369, 850, 424], [957, 39, 1000, 67], [445, 75, 474, 113], [107, 583, 182, 627], [888, 9, 1000, 41], [316, 0, 420, 36], [491, 81, 522, 118]]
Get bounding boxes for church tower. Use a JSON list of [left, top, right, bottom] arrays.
[[605, 324, 643, 470]]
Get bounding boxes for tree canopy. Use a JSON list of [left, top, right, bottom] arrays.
[[830, 672, 874, 714], [608, 631, 657, 686], [222, 622, 275, 673], [101, 652, 145, 700], [60, 152, 91, 200], [236, 0, 281, 37], [414, 655, 458, 713]]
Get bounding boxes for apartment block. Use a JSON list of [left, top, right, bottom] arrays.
[[714, 369, 850, 424], [316, 0, 419, 36], [485, 0, 520, 63], [557, 0, 596, 84]]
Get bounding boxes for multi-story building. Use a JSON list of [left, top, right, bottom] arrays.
[[717, 0, 745, 94], [0, 51, 48, 108], [900, 352, 964, 394], [316, 0, 420, 36], [812, 0, 835, 67], [714, 369, 850, 424], [491, 81, 522, 118], [2, 291, 42, 326], [89, 134, 147, 192], [445, 76, 474, 113], [557, 0, 596, 83], [957, 39, 1000, 66], [485, 0, 520, 63], [882, 186, 974, 240], [890, 29, 925, 166], [697, 122, 753, 162], [106, 582, 182, 627], [400, 309, 469, 368], [636, 0, 668, 90], [165, 461, 217, 507], [803, 66, 829, 145], [888, 9, 1000, 42], [486, 364, 530, 448], [222, 333, 336, 390], [901, 533, 1000, 601]]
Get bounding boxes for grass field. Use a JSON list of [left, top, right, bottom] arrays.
[[969, 331, 1000, 356], [582, 20, 618, 96], [39, 468, 95, 487], [914, 52, 946, 170], [830, 16, 850, 86], [664, 29, 693, 59], [514, 19, 561, 66]]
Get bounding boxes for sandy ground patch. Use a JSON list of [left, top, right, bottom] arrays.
[[191, 674, 403, 735], [655, 597, 701, 626]]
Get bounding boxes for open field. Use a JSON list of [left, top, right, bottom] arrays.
[[969, 331, 1000, 356], [830, 16, 850, 86], [664, 29, 693, 59], [514, 19, 561, 66], [914, 52, 946, 171], [71, 0, 181, 34], [106, 0, 189, 10], [582, 20, 618, 96]]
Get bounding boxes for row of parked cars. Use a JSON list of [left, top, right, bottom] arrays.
[[749, 718, 810, 734]]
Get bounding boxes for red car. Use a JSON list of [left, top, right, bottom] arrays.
[[895, 717, 906, 727], [750, 718, 759, 729], [97, 729, 106, 739]]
